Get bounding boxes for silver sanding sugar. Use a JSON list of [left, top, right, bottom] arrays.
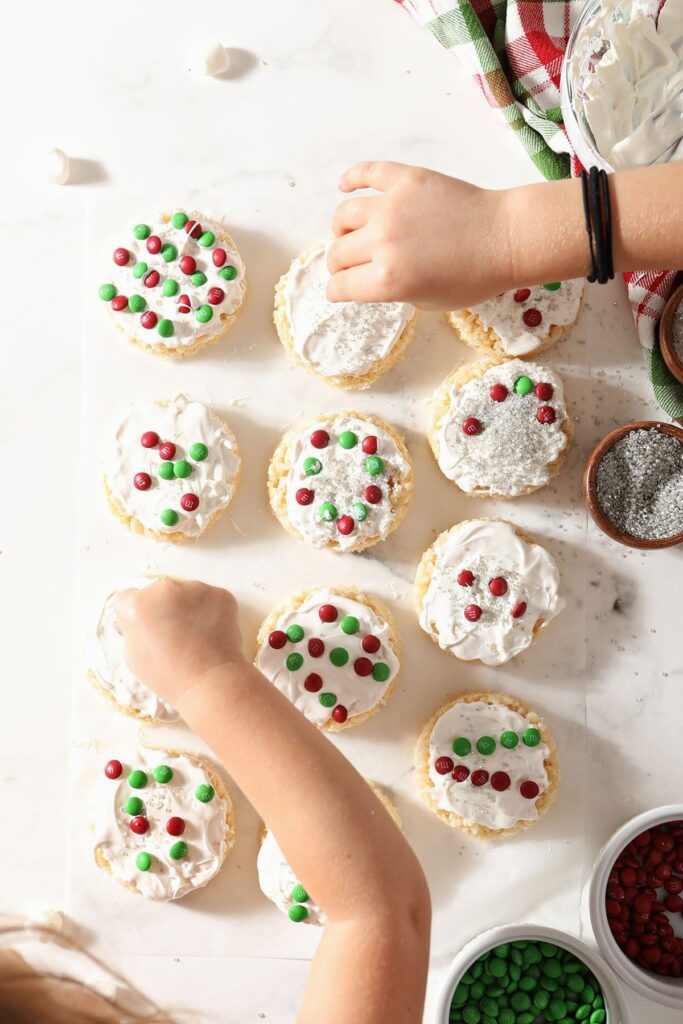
[[596, 428, 683, 540]]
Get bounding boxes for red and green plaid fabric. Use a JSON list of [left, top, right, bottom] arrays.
[[394, 0, 683, 419]]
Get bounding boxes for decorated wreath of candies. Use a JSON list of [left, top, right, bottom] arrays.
[[450, 939, 607, 1024], [256, 587, 401, 729], [447, 279, 584, 358], [604, 820, 683, 978], [273, 242, 418, 388], [95, 748, 234, 900], [416, 692, 559, 839], [416, 520, 563, 667], [429, 358, 572, 498], [268, 413, 413, 553], [98, 210, 246, 357], [104, 395, 241, 542]]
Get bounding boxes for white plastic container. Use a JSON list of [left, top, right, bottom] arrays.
[[434, 923, 631, 1024], [589, 804, 683, 1010]]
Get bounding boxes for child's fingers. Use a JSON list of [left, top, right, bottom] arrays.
[[338, 160, 406, 193], [331, 196, 377, 237], [326, 264, 383, 303], [327, 228, 372, 274]]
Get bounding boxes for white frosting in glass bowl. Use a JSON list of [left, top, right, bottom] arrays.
[[257, 829, 326, 926]]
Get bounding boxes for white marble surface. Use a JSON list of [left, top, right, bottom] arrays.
[[1, 1, 681, 1022]]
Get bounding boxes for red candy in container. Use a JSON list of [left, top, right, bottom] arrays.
[[589, 804, 683, 1009]]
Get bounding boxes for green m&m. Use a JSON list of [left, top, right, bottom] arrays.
[[514, 375, 534, 396], [129, 294, 146, 313], [291, 884, 309, 902], [220, 265, 237, 281], [286, 652, 304, 671], [198, 231, 215, 247], [286, 624, 304, 643], [173, 459, 192, 478], [288, 905, 309, 923], [338, 430, 358, 449], [500, 730, 519, 749], [372, 662, 390, 682], [543, 281, 561, 291], [191, 271, 208, 287], [303, 457, 322, 476], [352, 502, 368, 521], [154, 764, 173, 783], [365, 455, 384, 476], [452, 737, 472, 757], [196, 783, 215, 803], [98, 283, 117, 301], [476, 735, 496, 756], [125, 797, 144, 815], [161, 509, 179, 526], [133, 261, 148, 279], [133, 223, 151, 239], [159, 462, 174, 480], [162, 278, 179, 297], [169, 841, 188, 860], [171, 212, 188, 229], [330, 647, 349, 667], [136, 852, 152, 872], [340, 615, 359, 635], [319, 502, 337, 522], [161, 243, 177, 262], [196, 304, 213, 323], [190, 442, 208, 461], [523, 728, 541, 747], [157, 318, 174, 338], [319, 692, 336, 708], [128, 769, 148, 789]]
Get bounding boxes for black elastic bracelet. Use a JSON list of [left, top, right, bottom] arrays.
[[599, 169, 614, 281], [580, 167, 614, 284], [580, 170, 597, 283]]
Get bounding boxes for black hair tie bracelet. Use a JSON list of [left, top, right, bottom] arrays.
[[580, 167, 614, 285]]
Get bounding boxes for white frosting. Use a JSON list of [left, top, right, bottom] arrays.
[[94, 746, 232, 901], [284, 245, 414, 378], [100, 210, 245, 350], [189, 42, 231, 76], [91, 580, 180, 722], [257, 829, 325, 926], [435, 360, 569, 496], [470, 280, 583, 356], [282, 415, 411, 551], [418, 520, 563, 666], [427, 700, 550, 830], [256, 589, 400, 726], [569, 0, 683, 169], [105, 395, 240, 538], [46, 148, 70, 185]]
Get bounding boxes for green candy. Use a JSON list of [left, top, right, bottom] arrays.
[[173, 459, 192, 478], [196, 303, 213, 323], [220, 265, 237, 280], [133, 261, 148, 279], [191, 271, 208, 286], [480, 999, 498, 1017], [543, 959, 562, 978], [470, 982, 485, 1000], [340, 615, 360, 635], [548, 1000, 567, 1019], [169, 841, 188, 860], [513, 376, 534, 396], [133, 223, 151, 240], [519, 978, 536, 991], [161, 243, 177, 262], [160, 509, 179, 526], [125, 797, 144, 815], [539, 943, 558, 957], [533, 991, 549, 1010], [136, 852, 152, 871], [462, 1009, 480, 1024], [516, 1016, 535, 1024], [365, 455, 385, 476], [157, 318, 174, 338], [576, 1007, 591, 1021], [489, 959, 507, 979], [171, 212, 188, 229], [498, 1011, 515, 1024], [452, 984, 469, 1007], [581, 986, 595, 1003], [523, 728, 541, 747], [372, 662, 390, 682], [452, 737, 472, 757], [196, 784, 216, 803], [190, 442, 209, 461], [128, 770, 148, 789], [543, 281, 561, 291], [129, 294, 146, 312], [288, 904, 309, 923], [319, 501, 337, 522], [338, 430, 357, 449], [291, 883, 309, 903], [352, 501, 368, 521], [198, 231, 215, 247], [162, 278, 179, 297], [158, 462, 174, 480], [567, 976, 584, 994], [319, 693, 337, 708], [98, 283, 117, 301], [286, 652, 304, 671], [500, 731, 519, 749], [330, 647, 349, 668], [590, 1011, 605, 1024], [494, 945, 510, 958], [286, 624, 304, 643], [510, 994, 531, 1012], [154, 765, 173, 784], [477, 735, 496, 756], [303, 457, 322, 476]]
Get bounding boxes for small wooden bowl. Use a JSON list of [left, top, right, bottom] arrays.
[[659, 282, 683, 387], [583, 420, 683, 549]]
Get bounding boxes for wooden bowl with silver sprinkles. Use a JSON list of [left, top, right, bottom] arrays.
[[659, 282, 683, 388], [583, 420, 683, 549]]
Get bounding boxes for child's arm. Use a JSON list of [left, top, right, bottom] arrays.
[[326, 160, 683, 310], [115, 580, 431, 1024]]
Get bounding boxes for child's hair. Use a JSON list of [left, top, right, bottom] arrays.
[[0, 922, 177, 1023]]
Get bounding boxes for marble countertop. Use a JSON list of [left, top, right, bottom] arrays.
[[1, 1, 681, 1022]]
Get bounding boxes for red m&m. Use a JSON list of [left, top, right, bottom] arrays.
[[159, 442, 176, 460], [462, 417, 482, 436], [308, 638, 325, 658], [177, 294, 191, 313], [511, 601, 528, 619], [513, 288, 531, 303], [362, 436, 378, 454], [144, 270, 160, 288], [319, 604, 338, 623], [362, 635, 381, 654], [111, 295, 128, 311], [520, 781, 539, 799], [304, 673, 322, 692], [537, 405, 556, 425], [180, 255, 197, 275], [140, 311, 158, 330], [535, 382, 554, 401], [185, 220, 202, 239], [212, 248, 227, 267], [336, 516, 354, 535], [146, 235, 162, 254], [457, 570, 475, 587], [471, 770, 489, 787], [464, 604, 482, 622], [181, 493, 200, 512], [488, 577, 508, 597], [453, 765, 470, 782], [523, 308, 542, 328], [295, 488, 314, 506], [353, 657, 373, 677], [166, 816, 185, 836], [310, 430, 330, 449], [141, 431, 159, 448], [490, 383, 508, 403], [332, 705, 348, 724], [105, 759, 123, 780], [207, 287, 224, 305], [134, 472, 152, 491], [113, 247, 130, 266], [435, 756, 454, 775], [130, 816, 149, 835], [365, 485, 382, 504], [268, 630, 287, 649]]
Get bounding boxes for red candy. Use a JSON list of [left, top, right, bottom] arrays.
[[488, 577, 508, 597], [268, 631, 287, 649], [146, 235, 162, 254], [304, 673, 322, 692], [166, 817, 185, 836], [490, 383, 508, 403], [144, 270, 160, 288], [319, 604, 338, 623], [523, 308, 542, 328], [140, 311, 158, 329], [308, 638, 324, 658], [159, 442, 176, 460], [537, 405, 556, 425], [462, 417, 482, 436], [141, 431, 159, 448], [134, 472, 152, 491], [435, 756, 455, 775], [535, 382, 554, 401], [354, 657, 373, 677], [464, 604, 482, 622], [511, 601, 528, 619], [113, 247, 130, 266], [365, 485, 382, 504], [207, 287, 224, 305], [362, 635, 381, 654], [130, 816, 149, 835], [514, 288, 531, 303], [332, 705, 348, 724], [520, 781, 540, 799], [181, 493, 200, 512], [362, 435, 378, 454], [177, 293, 191, 313], [212, 248, 227, 267], [111, 295, 128, 311], [295, 487, 314, 506], [336, 515, 354, 535], [471, 770, 489, 787], [453, 765, 470, 783], [457, 570, 475, 587], [104, 759, 122, 780], [184, 220, 202, 239], [179, 255, 197, 275], [310, 430, 330, 449], [491, 771, 511, 792]]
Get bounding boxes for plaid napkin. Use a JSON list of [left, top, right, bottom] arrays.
[[394, 0, 683, 419]]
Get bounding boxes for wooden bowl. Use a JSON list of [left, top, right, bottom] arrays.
[[659, 282, 683, 387], [583, 420, 683, 549]]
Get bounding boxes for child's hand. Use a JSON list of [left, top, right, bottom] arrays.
[[326, 160, 513, 311], [114, 579, 245, 707]]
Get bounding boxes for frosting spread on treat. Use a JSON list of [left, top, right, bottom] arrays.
[[106, 395, 240, 537], [470, 281, 583, 355], [95, 748, 232, 901], [283, 415, 411, 550], [257, 829, 325, 926], [92, 580, 180, 722], [435, 360, 568, 496], [418, 520, 563, 666], [257, 589, 399, 726], [427, 700, 550, 830], [284, 245, 414, 377], [97, 210, 245, 350]]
